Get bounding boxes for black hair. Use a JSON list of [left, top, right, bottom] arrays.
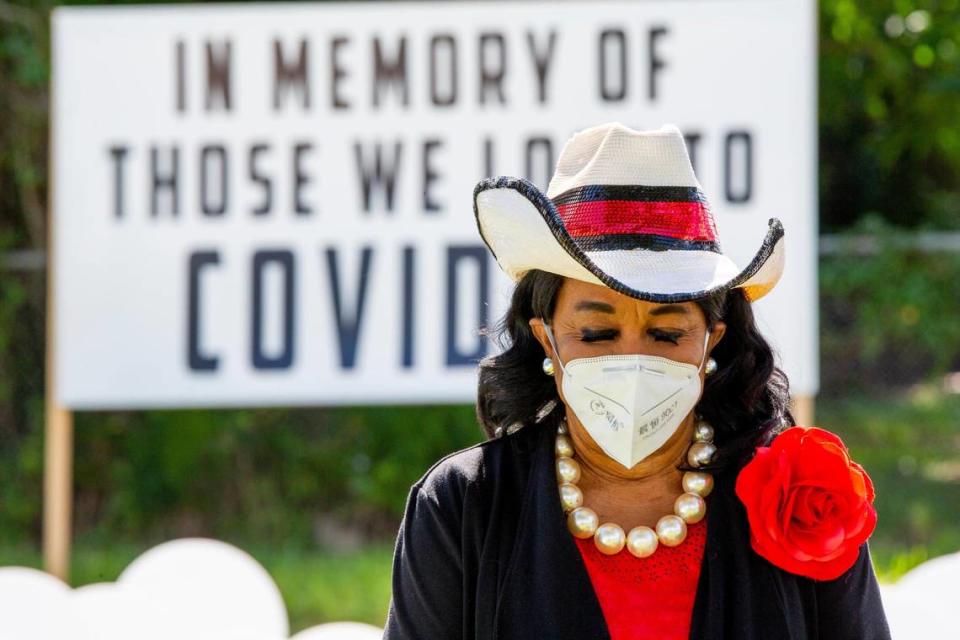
[[476, 269, 793, 471]]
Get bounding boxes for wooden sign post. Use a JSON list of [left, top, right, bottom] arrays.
[[791, 395, 816, 429], [43, 405, 73, 581]]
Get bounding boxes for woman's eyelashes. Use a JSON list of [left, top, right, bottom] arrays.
[[650, 329, 683, 345], [579, 328, 619, 342], [578, 328, 685, 344]]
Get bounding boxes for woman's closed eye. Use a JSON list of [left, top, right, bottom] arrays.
[[579, 328, 619, 343], [578, 328, 684, 344]]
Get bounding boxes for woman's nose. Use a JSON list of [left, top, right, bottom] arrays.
[[613, 328, 651, 355]]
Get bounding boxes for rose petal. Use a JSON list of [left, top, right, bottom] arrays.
[[786, 521, 846, 559]]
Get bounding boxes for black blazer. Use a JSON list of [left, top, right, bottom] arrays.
[[382, 419, 891, 639]]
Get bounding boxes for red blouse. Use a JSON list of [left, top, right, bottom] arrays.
[[573, 518, 707, 640]]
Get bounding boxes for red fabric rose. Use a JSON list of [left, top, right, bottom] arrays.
[[734, 426, 878, 581]]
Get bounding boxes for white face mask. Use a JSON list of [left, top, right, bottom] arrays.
[[543, 323, 711, 469]]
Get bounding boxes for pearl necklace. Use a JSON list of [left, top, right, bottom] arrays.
[[555, 417, 716, 557]]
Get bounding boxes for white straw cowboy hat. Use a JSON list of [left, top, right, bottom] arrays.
[[473, 122, 785, 303]]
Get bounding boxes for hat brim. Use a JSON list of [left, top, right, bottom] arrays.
[[473, 176, 784, 303]]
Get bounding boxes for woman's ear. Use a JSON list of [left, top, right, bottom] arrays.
[[708, 320, 727, 355], [528, 317, 554, 359]]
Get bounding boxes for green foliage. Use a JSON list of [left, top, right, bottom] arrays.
[[0, 413, 43, 540], [0, 238, 27, 413], [59, 405, 482, 544], [819, 0, 960, 231], [820, 216, 960, 391]]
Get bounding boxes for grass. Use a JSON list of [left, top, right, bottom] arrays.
[[1, 386, 957, 630], [255, 543, 394, 631]]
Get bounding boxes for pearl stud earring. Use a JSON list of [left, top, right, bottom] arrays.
[[542, 357, 556, 376], [705, 357, 717, 375]]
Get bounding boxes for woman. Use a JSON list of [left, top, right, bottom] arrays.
[[382, 123, 890, 639]]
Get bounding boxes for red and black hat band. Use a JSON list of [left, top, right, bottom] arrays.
[[551, 184, 721, 253]]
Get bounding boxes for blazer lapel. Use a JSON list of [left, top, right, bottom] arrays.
[[689, 468, 796, 639], [493, 422, 610, 639]]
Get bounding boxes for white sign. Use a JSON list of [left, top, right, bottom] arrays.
[[51, 0, 817, 409]]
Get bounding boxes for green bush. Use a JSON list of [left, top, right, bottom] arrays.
[[62, 405, 482, 545], [820, 216, 960, 392], [819, 0, 960, 231]]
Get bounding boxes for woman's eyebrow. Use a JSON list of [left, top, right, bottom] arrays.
[[648, 304, 690, 317], [572, 301, 691, 316], [574, 300, 616, 313]]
